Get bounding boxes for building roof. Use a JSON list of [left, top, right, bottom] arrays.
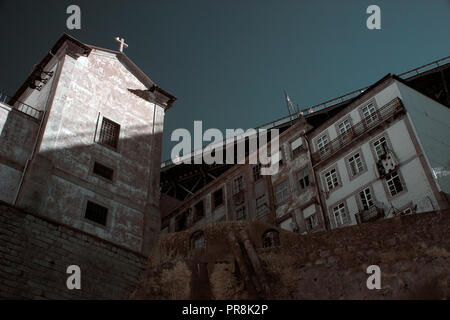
[[10, 33, 177, 110]]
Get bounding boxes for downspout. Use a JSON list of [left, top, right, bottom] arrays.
[[14, 53, 61, 205]]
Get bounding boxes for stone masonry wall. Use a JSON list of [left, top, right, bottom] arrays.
[[0, 201, 146, 299], [133, 209, 450, 299]]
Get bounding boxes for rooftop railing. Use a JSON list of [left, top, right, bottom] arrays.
[[0, 92, 43, 120], [311, 97, 404, 165], [160, 56, 449, 168]]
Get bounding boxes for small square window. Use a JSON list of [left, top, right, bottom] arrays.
[[85, 201, 108, 226], [98, 117, 120, 149], [93, 162, 114, 181]]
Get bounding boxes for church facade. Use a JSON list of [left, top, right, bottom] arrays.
[[0, 34, 175, 254]]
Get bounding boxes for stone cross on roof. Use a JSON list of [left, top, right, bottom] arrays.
[[114, 37, 128, 52]]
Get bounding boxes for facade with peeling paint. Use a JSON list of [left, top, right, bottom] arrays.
[[161, 120, 327, 235], [0, 34, 176, 254]]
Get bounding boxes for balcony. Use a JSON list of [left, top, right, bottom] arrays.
[[311, 98, 404, 165], [356, 206, 385, 224], [0, 92, 42, 120]]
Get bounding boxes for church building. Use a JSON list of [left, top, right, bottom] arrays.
[[0, 34, 176, 254]]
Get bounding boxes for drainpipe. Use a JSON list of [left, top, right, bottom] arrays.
[[14, 54, 61, 205]]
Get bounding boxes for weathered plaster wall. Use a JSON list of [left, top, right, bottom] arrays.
[[0, 103, 39, 203], [0, 201, 146, 299], [395, 80, 450, 194], [133, 209, 450, 300], [16, 48, 165, 253]]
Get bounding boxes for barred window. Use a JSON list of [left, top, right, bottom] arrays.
[[85, 201, 108, 226], [98, 117, 120, 149]]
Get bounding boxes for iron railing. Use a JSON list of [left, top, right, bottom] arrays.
[[0, 92, 42, 120], [160, 56, 450, 168], [311, 98, 404, 165], [356, 206, 385, 224]]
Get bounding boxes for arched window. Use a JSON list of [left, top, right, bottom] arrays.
[[190, 230, 205, 249], [262, 229, 280, 248]]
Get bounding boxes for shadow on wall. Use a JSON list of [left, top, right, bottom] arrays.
[[0, 101, 164, 253]]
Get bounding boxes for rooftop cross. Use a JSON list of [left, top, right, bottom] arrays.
[[114, 37, 128, 52]]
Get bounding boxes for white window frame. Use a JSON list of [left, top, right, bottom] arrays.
[[324, 168, 339, 191], [332, 203, 347, 226], [385, 171, 404, 197], [348, 152, 364, 176], [359, 187, 374, 211], [373, 136, 388, 160], [362, 103, 378, 126], [316, 134, 330, 155]]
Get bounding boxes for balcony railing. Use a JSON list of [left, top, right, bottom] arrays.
[[356, 206, 385, 224], [0, 92, 43, 120], [311, 98, 404, 165]]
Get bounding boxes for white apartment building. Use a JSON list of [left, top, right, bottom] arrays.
[[308, 74, 449, 229]]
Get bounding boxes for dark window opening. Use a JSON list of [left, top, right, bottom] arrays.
[[175, 211, 188, 232], [98, 117, 120, 149], [85, 201, 108, 226], [190, 230, 205, 249], [194, 201, 204, 221], [93, 162, 114, 181], [213, 189, 223, 208], [262, 229, 280, 248], [252, 164, 262, 181]]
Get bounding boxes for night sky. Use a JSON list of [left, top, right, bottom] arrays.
[[0, 0, 449, 160]]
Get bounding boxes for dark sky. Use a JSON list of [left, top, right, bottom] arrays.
[[0, 0, 449, 160]]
